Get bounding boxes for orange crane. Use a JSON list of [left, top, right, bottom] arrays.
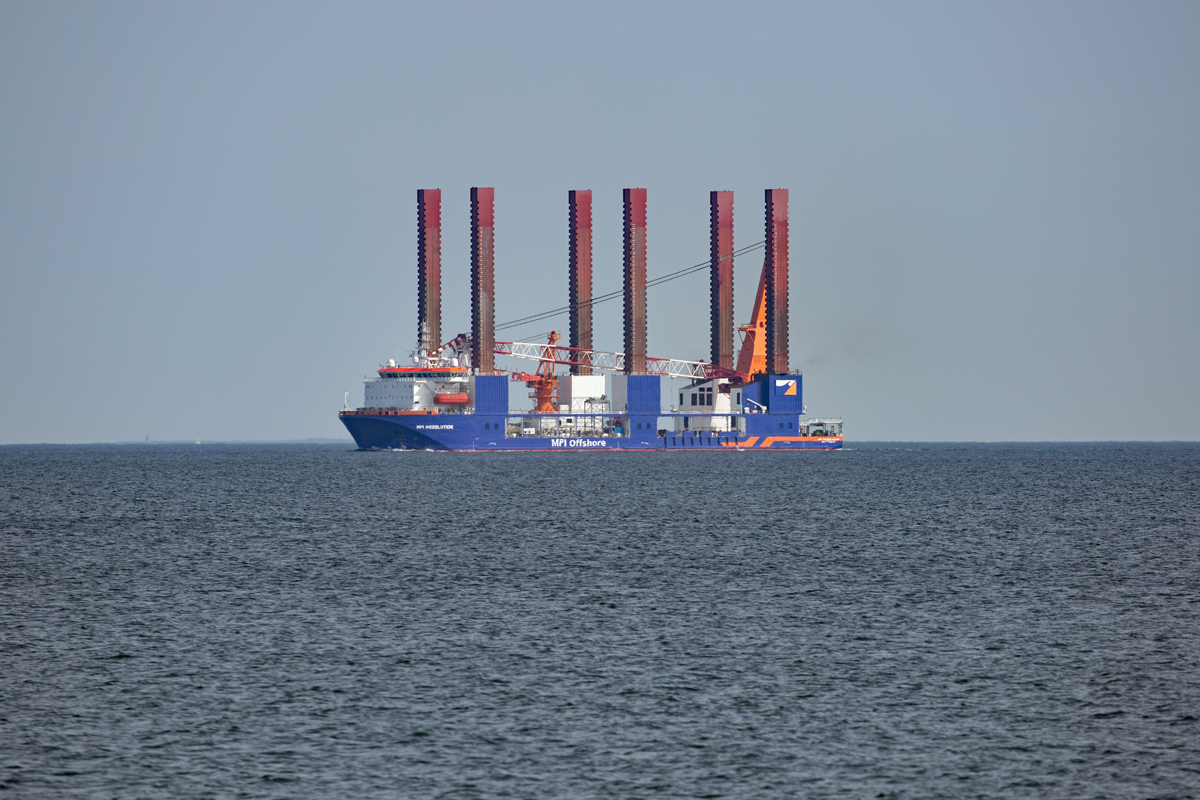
[[499, 262, 768, 407], [734, 258, 769, 380], [510, 331, 562, 413]]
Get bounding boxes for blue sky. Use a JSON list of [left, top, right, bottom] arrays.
[[2, 1, 1197, 441]]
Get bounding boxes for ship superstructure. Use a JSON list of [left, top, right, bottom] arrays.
[[340, 187, 843, 451]]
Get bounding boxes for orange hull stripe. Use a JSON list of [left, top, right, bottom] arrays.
[[759, 436, 843, 447], [760, 436, 802, 447]]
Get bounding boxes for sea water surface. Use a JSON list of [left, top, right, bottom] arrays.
[[1, 442, 1198, 799]]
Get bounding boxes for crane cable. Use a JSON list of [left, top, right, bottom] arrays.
[[494, 240, 766, 333]]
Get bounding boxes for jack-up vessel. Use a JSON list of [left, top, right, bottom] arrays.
[[340, 187, 843, 451]]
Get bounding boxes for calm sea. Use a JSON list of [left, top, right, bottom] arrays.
[[2, 442, 1198, 799]]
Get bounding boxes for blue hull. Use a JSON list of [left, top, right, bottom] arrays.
[[339, 412, 842, 452]]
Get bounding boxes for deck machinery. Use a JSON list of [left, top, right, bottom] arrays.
[[340, 188, 843, 451]]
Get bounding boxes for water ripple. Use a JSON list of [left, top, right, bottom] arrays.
[[1, 442, 1198, 798]]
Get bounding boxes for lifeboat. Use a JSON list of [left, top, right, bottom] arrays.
[[434, 392, 470, 405]]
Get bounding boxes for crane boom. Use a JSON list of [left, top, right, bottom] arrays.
[[428, 333, 749, 381], [494, 340, 744, 381]]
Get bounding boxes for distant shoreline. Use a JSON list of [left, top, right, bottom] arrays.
[[1, 440, 1197, 447], [0, 439, 356, 446]]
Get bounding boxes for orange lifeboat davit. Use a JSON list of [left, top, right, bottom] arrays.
[[434, 392, 470, 405]]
